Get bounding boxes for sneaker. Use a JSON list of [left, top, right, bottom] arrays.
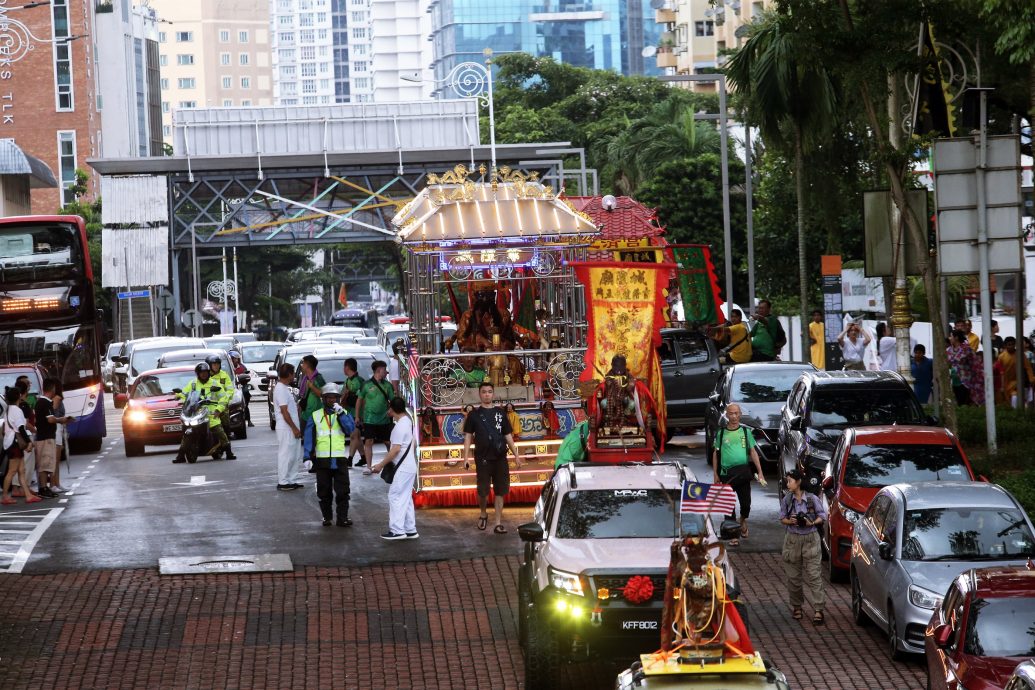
[[51, 485, 68, 494], [290, 483, 304, 489], [225, 451, 238, 460], [172, 457, 186, 464], [322, 518, 332, 527], [336, 517, 353, 527], [38, 488, 57, 499], [355, 459, 367, 467], [405, 532, 420, 540], [277, 484, 299, 491], [380, 531, 406, 541]]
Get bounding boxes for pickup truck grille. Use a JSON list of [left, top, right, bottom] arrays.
[[591, 574, 668, 602]]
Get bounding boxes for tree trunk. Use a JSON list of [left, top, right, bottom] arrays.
[[794, 126, 810, 362]]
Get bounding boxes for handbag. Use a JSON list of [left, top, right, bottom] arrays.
[[3, 419, 27, 451], [381, 439, 413, 485]]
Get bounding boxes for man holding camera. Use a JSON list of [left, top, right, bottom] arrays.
[[780, 468, 827, 625]]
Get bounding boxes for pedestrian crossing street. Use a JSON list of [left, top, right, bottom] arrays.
[[0, 507, 64, 573]]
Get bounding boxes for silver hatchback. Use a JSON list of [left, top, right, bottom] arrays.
[[849, 481, 1035, 660]]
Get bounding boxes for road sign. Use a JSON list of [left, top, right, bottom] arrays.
[[181, 309, 203, 329], [117, 289, 151, 300], [156, 291, 176, 312]]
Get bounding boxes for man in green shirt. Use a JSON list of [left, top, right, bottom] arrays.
[[710, 403, 766, 544], [355, 359, 395, 474], [750, 299, 786, 362], [343, 357, 365, 467]]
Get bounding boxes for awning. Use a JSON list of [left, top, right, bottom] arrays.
[[0, 138, 58, 188]]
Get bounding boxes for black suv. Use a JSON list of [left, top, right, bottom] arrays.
[[777, 370, 930, 490], [658, 327, 722, 431]]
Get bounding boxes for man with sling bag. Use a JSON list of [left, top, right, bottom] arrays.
[[711, 403, 766, 545]]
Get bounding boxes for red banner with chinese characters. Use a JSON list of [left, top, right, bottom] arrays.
[[573, 262, 675, 437]]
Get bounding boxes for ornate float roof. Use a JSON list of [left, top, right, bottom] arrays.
[[567, 195, 667, 241], [391, 165, 599, 245]]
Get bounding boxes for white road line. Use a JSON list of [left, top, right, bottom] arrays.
[[59, 499, 68, 504], [0, 529, 34, 534], [64, 492, 74, 496], [3, 507, 62, 573]]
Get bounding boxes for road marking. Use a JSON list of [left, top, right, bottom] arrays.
[[0, 507, 62, 573], [59, 499, 68, 504], [172, 475, 223, 487]]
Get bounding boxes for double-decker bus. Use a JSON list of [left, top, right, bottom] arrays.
[[0, 215, 105, 451]]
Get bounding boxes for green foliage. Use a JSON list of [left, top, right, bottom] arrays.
[[997, 470, 1035, 518], [955, 405, 1035, 448]]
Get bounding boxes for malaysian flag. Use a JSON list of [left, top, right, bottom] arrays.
[[680, 481, 737, 515]]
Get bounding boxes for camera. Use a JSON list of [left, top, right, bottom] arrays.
[[795, 512, 816, 528]]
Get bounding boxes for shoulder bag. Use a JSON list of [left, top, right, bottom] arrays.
[[381, 438, 413, 484]]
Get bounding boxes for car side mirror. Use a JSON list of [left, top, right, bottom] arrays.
[[114, 393, 128, 407], [517, 522, 545, 543], [878, 541, 894, 561], [926, 415, 939, 426], [789, 415, 803, 431], [933, 623, 952, 647], [821, 476, 833, 491], [719, 519, 743, 541], [171, 388, 182, 394]]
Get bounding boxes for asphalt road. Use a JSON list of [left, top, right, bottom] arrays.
[[6, 396, 786, 574]]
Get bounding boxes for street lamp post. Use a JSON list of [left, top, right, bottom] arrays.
[[403, 59, 497, 171]]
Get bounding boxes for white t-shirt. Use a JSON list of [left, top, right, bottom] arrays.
[[4, 404, 26, 449], [272, 381, 300, 430], [878, 336, 897, 371], [388, 357, 400, 383], [389, 414, 415, 472], [841, 335, 867, 363]]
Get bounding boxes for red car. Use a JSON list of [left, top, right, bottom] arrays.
[[121, 367, 200, 456], [822, 425, 978, 581], [927, 566, 1035, 690]]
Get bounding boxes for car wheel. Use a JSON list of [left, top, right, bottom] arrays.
[[236, 424, 248, 440], [850, 570, 869, 626], [827, 536, 848, 583], [524, 611, 559, 690], [887, 605, 906, 661], [124, 438, 144, 457]]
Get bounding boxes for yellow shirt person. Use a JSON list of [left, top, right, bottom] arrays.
[[809, 311, 825, 370], [711, 309, 752, 364]]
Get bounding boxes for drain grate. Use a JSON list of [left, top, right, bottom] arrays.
[[158, 553, 293, 575]]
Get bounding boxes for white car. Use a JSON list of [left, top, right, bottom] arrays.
[[237, 341, 283, 397]]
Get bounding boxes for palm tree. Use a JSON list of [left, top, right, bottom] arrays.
[[607, 97, 721, 193], [725, 12, 838, 357]]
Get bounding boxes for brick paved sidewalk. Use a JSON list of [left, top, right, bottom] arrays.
[[0, 554, 925, 690]]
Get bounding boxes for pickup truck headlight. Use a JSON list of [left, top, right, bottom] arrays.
[[839, 504, 862, 524], [908, 584, 942, 610], [548, 567, 585, 597]]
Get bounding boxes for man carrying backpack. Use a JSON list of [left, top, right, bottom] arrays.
[[711, 403, 766, 546], [750, 299, 786, 362]]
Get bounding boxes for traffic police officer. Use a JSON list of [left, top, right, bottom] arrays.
[[173, 362, 230, 463], [206, 354, 237, 460], [303, 383, 356, 526]]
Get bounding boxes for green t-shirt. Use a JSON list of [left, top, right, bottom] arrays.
[[300, 373, 326, 422], [750, 319, 775, 356], [717, 425, 756, 474], [360, 378, 394, 425]]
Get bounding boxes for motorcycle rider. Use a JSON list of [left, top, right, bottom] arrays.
[[303, 383, 356, 526], [206, 354, 238, 460], [172, 362, 230, 464], [228, 350, 254, 427]]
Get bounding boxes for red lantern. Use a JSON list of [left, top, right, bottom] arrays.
[[623, 575, 654, 605]]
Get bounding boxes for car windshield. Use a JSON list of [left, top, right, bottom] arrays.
[[844, 444, 972, 488], [162, 353, 231, 374], [204, 338, 235, 350], [0, 370, 39, 394], [808, 389, 923, 428], [555, 489, 707, 539], [105, 343, 122, 359], [131, 343, 202, 376], [240, 345, 281, 363], [132, 371, 196, 398], [730, 369, 804, 403], [963, 597, 1035, 657], [901, 508, 1035, 561]]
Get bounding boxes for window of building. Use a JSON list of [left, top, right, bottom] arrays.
[[280, 65, 296, 78], [219, 30, 230, 42], [318, 45, 329, 57], [351, 27, 366, 39], [160, 78, 169, 90], [223, 99, 233, 107], [317, 28, 328, 40], [302, 79, 316, 93], [354, 77, 369, 89], [222, 76, 232, 88], [320, 95, 330, 104], [279, 48, 296, 61], [177, 77, 196, 89], [241, 77, 251, 89], [316, 11, 327, 23], [282, 81, 297, 95], [161, 101, 170, 113], [239, 53, 250, 65], [52, 0, 73, 110], [175, 31, 193, 42], [216, 53, 228, 66], [752, 1, 764, 16], [350, 11, 364, 22], [300, 13, 314, 26], [179, 100, 197, 108], [158, 31, 166, 42], [278, 15, 293, 27], [278, 31, 294, 45], [159, 54, 167, 66], [351, 0, 363, 7], [301, 63, 316, 77], [319, 78, 329, 89], [303, 95, 317, 104], [352, 44, 366, 56], [239, 30, 249, 43], [177, 54, 195, 65], [163, 125, 171, 136], [241, 99, 251, 106], [319, 62, 329, 73], [300, 46, 315, 60], [695, 20, 714, 36], [353, 61, 367, 72], [282, 98, 297, 105], [300, 0, 312, 8], [300, 29, 314, 43], [277, 0, 290, 9]]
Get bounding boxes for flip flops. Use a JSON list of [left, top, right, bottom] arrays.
[[477, 516, 488, 531], [493, 525, 507, 535], [792, 608, 803, 620], [813, 611, 825, 625]]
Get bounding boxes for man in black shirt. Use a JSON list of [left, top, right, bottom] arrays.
[[34, 378, 72, 499], [463, 382, 522, 534]]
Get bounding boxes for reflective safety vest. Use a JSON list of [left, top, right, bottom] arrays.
[[312, 409, 347, 458]]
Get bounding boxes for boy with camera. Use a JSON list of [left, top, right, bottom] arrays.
[[780, 468, 827, 624]]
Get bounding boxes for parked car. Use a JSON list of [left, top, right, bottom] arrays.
[[156, 348, 246, 439], [266, 344, 378, 430], [777, 370, 930, 484], [823, 426, 978, 581], [101, 341, 123, 392], [705, 362, 816, 467], [0, 364, 43, 417], [121, 366, 200, 456], [237, 341, 283, 395], [658, 327, 722, 432], [517, 461, 740, 690], [850, 482, 1035, 660], [228, 332, 256, 344], [112, 337, 205, 407], [926, 567, 1035, 690]]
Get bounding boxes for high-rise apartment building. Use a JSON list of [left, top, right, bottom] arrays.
[[428, 0, 662, 86], [150, 0, 273, 139], [370, 0, 433, 102], [654, 0, 770, 89], [270, 0, 340, 105], [345, 0, 373, 102]]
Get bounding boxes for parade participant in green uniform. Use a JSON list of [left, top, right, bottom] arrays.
[[355, 360, 394, 475], [206, 354, 237, 460], [342, 357, 365, 468], [173, 362, 229, 464], [303, 383, 356, 526]]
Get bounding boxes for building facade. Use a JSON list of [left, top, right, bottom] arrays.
[[369, 0, 433, 102], [654, 0, 771, 89], [150, 0, 273, 139], [269, 0, 340, 105], [428, 0, 662, 86]]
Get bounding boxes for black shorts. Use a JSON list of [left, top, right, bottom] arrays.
[[476, 457, 510, 498], [361, 423, 392, 443]]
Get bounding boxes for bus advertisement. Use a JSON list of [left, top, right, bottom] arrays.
[[0, 215, 106, 452]]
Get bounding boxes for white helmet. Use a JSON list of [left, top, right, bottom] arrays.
[[321, 383, 341, 397]]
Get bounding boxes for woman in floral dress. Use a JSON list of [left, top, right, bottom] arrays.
[[946, 330, 984, 406]]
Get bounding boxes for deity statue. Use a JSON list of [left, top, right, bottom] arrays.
[[590, 354, 658, 444]]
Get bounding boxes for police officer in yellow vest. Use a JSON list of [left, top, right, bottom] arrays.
[[172, 362, 230, 464], [206, 354, 238, 460], [303, 383, 356, 526]]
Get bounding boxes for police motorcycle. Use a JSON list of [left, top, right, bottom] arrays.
[[171, 384, 226, 464]]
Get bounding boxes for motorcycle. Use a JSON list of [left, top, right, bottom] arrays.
[[172, 386, 226, 464]]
